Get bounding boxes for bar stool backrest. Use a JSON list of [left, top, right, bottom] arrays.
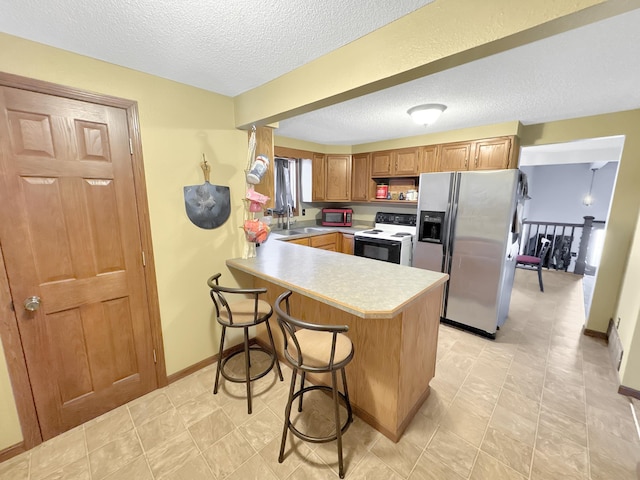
[[207, 273, 265, 327], [274, 290, 350, 373]]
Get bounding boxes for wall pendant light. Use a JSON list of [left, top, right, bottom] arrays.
[[407, 104, 447, 125], [583, 167, 597, 207]]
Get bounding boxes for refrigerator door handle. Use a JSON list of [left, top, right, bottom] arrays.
[[442, 172, 455, 273], [446, 172, 461, 267]]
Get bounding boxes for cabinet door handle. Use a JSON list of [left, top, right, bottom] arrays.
[[475, 156, 478, 167]]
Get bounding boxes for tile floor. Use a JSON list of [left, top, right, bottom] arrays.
[[1, 270, 639, 480]]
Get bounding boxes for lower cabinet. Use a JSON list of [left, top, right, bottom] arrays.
[[341, 234, 354, 255], [286, 237, 310, 246], [310, 233, 338, 251], [285, 232, 354, 254]]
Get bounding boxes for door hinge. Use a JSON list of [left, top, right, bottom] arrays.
[[129, 138, 133, 155], [153, 349, 157, 364], [141, 251, 146, 267]]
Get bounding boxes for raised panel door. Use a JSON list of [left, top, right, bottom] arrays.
[[351, 153, 370, 201], [310, 233, 338, 250], [341, 234, 354, 255], [419, 145, 438, 173], [438, 142, 472, 172], [325, 155, 351, 201], [472, 137, 512, 170], [393, 147, 419, 175], [0, 86, 156, 440], [312, 153, 325, 201], [371, 151, 392, 176]]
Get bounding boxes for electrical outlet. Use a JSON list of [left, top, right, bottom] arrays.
[[302, 208, 306, 216]]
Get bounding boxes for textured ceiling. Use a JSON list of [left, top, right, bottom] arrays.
[[1, 2, 639, 147], [277, 8, 640, 145], [0, 0, 433, 97]]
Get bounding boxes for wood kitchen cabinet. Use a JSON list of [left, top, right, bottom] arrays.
[[437, 137, 515, 172], [472, 137, 513, 170], [312, 153, 326, 201], [325, 154, 351, 201], [341, 234, 354, 255], [371, 147, 419, 177], [419, 145, 438, 173], [437, 142, 472, 172], [351, 153, 371, 201], [286, 237, 310, 246], [310, 233, 339, 251]]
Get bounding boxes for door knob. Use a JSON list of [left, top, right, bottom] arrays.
[[24, 296, 41, 312]]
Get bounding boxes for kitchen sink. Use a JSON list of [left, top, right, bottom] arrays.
[[274, 227, 329, 236], [276, 229, 303, 236]]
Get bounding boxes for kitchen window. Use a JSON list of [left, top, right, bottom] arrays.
[[274, 156, 298, 214]]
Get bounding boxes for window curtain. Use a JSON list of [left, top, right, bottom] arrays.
[[274, 157, 293, 214]]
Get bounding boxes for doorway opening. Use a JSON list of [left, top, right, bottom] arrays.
[[518, 135, 625, 319]]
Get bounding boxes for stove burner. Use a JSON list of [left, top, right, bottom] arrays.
[[391, 232, 412, 237], [362, 229, 382, 234]]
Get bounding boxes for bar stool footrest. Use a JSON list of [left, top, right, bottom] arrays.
[[219, 345, 278, 384], [286, 385, 352, 444]]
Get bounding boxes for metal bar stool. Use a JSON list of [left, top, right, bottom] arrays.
[[274, 290, 354, 479], [207, 273, 283, 414]]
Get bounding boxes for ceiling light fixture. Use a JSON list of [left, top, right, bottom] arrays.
[[407, 104, 447, 126], [583, 167, 597, 207]]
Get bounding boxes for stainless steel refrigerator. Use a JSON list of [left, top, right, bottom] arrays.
[[413, 169, 521, 338]]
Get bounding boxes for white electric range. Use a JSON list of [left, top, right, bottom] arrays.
[[354, 212, 417, 266]]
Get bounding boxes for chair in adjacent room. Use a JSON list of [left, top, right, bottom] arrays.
[[207, 273, 283, 414], [274, 290, 354, 479], [516, 238, 552, 292]]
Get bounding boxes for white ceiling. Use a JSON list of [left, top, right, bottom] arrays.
[[1, 1, 639, 147]]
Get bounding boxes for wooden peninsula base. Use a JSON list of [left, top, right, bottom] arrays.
[[248, 276, 443, 442]]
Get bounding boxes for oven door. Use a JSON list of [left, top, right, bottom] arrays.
[[354, 236, 402, 264]]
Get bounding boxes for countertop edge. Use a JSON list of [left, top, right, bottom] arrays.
[[226, 257, 449, 319]]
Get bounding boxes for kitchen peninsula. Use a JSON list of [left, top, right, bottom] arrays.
[[226, 233, 448, 441]]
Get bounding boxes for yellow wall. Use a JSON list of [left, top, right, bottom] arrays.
[[616, 207, 640, 386], [0, 340, 21, 449], [0, 33, 248, 449]]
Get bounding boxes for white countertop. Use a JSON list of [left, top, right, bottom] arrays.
[[226, 233, 448, 319]]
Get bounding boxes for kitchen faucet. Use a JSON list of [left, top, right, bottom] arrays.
[[285, 204, 293, 229]]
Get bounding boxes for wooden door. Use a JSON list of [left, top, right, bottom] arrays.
[[472, 137, 512, 170], [351, 153, 370, 201], [419, 145, 438, 173], [371, 151, 392, 176], [325, 155, 351, 201], [438, 142, 472, 172], [393, 147, 419, 176], [311, 153, 325, 201], [341, 234, 354, 255], [0, 86, 157, 440]]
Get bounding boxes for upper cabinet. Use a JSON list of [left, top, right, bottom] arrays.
[[437, 142, 472, 172], [351, 153, 371, 201], [473, 137, 514, 170], [311, 153, 326, 201], [325, 154, 352, 201], [371, 147, 419, 177], [436, 136, 515, 172], [419, 145, 438, 173], [279, 134, 517, 206]]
